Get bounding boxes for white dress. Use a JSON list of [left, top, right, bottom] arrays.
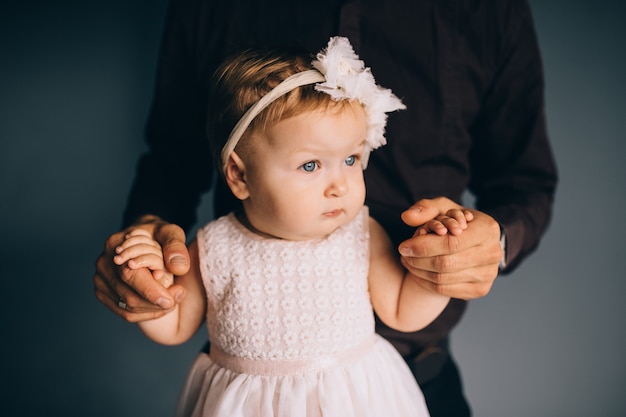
[[175, 207, 430, 417]]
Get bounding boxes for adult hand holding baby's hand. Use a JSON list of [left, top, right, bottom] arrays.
[[398, 197, 502, 300], [113, 229, 175, 288], [93, 216, 189, 322]]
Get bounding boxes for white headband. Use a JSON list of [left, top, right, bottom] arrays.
[[220, 70, 325, 173], [221, 36, 406, 173]]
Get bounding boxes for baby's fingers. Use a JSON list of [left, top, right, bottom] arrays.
[[416, 219, 449, 236], [153, 269, 175, 288], [126, 252, 168, 271], [115, 233, 161, 254], [416, 209, 474, 236], [442, 209, 474, 232], [114, 241, 164, 267]]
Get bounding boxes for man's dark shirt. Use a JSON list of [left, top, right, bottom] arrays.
[[123, 0, 557, 358]]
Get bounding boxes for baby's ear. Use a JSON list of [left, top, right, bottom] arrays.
[[224, 151, 250, 200]]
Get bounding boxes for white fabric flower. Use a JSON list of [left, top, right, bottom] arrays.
[[312, 37, 406, 166]]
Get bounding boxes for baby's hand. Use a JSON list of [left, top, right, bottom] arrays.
[[113, 229, 175, 288], [416, 208, 474, 237]]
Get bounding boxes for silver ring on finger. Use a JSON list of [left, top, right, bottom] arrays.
[[117, 298, 127, 310]]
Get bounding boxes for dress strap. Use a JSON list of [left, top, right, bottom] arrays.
[[210, 336, 376, 377]]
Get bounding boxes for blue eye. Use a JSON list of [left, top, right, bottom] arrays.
[[301, 161, 318, 172], [345, 155, 356, 166]]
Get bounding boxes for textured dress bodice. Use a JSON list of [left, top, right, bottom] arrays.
[[196, 207, 375, 363]]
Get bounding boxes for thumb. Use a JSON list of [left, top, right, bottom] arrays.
[[400, 197, 461, 227], [155, 223, 190, 276]]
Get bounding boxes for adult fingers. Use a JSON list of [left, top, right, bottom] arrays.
[[407, 268, 497, 300], [93, 257, 177, 322], [155, 223, 190, 277], [401, 197, 462, 228]]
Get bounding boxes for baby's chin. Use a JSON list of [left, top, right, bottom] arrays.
[[288, 215, 358, 241]]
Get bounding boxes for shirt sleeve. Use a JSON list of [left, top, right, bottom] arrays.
[[468, 0, 558, 272], [122, 0, 214, 231]]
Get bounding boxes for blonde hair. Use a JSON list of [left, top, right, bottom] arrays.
[[207, 49, 355, 167]]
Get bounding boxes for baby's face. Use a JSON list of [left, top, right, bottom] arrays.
[[241, 103, 367, 241]]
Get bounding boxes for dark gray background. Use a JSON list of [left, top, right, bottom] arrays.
[[1, 1, 624, 416]]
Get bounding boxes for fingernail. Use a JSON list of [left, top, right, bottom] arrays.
[[156, 297, 172, 309], [169, 255, 187, 264], [399, 246, 413, 257], [174, 289, 185, 303]]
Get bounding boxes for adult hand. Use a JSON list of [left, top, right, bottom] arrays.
[[398, 197, 502, 300], [93, 215, 190, 322]]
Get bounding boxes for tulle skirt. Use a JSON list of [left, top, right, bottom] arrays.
[[175, 335, 429, 417]]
